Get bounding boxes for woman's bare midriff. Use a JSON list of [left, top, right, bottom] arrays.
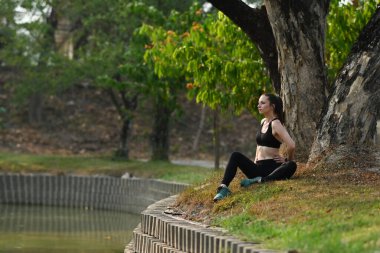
[[256, 145, 280, 161]]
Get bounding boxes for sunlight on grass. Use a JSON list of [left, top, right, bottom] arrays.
[[175, 167, 380, 253]]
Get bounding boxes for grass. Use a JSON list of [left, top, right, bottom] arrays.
[[0, 232, 129, 252], [2, 152, 379, 252], [175, 163, 380, 253], [0, 152, 212, 184]]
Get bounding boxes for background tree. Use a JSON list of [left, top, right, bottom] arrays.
[[134, 2, 204, 160], [0, 0, 18, 86], [64, 0, 195, 160], [125, 1, 197, 161], [142, 9, 271, 114], [0, 0, 17, 59], [1, 0, 201, 161], [0, 0, 77, 125], [141, 6, 272, 166], [71, 0, 166, 159]]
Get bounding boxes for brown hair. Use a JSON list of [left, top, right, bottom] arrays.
[[264, 93, 285, 124]]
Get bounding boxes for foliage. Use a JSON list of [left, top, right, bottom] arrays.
[[141, 7, 271, 117], [0, 0, 194, 107], [326, 0, 378, 84], [0, 0, 83, 108], [71, 0, 196, 98], [142, 0, 379, 116], [144, 0, 197, 15], [0, 0, 17, 52], [0, 107, 6, 128], [66, 0, 196, 159], [1, 0, 199, 156], [73, 0, 196, 121], [72, 1, 160, 91]]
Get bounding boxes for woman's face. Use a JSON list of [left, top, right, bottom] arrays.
[[257, 95, 273, 115]]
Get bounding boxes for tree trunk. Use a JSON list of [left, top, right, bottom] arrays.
[[28, 92, 43, 125], [213, 107, 220, 169], [192, 105, 206, 154], [151, 97, 172, 161], [115, 118, 132, 158], [107, 88, 138, 159], [376, 120, 380, 147], [309, 6, 380, 162], [264, 0, 329, 160]]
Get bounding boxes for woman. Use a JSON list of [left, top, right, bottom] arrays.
[[214, 93, 297, 202]]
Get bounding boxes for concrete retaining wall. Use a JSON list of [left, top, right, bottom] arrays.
[[0, 173, 280, 253], [0, 173, 188, 213], [126, 195, 281, 253]]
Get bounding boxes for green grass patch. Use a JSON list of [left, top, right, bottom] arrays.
[[0, 232, 129, 252], [0, 152, 211, 184], [240, 184, 380, 253], [214, 200, 380, 253], [176, 167, 380, 253]]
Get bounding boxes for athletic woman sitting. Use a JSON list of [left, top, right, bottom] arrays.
[[214, 93, 297, 202]]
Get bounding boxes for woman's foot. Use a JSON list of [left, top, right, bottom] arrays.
[[240, 177, 262, 187], [213, 185, 231, 202]]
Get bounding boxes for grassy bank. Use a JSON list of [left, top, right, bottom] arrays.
[[0, 152, 211, 184], [176, 164, 380, 253], [2, 152, 379, 252]]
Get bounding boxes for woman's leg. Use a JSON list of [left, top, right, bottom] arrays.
[[215, 151, 259, 201], [221, 152, 259, 186], [261, 161, 297, 182]]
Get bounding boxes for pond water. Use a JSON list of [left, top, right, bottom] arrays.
[[0, 204, 140, 253]]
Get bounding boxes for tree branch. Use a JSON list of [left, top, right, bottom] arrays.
[[207, 0, 280, 92]]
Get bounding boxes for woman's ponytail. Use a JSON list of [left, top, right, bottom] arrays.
[[264, 93, 285, 124]]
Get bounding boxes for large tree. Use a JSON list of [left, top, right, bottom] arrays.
[[310, 5, 380, 162], [207, 0, 379, 163]]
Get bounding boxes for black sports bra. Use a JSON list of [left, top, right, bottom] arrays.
[[256, 119, 282, 148]]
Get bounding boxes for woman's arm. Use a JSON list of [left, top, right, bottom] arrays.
[[272, 120, 296, 161], [255, 118, 266, 163]]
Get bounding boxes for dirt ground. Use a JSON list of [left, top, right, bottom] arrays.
[[0, 85, 260, 162]]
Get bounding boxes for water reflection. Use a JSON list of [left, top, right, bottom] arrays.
[[0, 204, 140, 253]]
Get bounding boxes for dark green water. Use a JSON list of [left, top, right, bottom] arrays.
[[0, 204, 140, 253]]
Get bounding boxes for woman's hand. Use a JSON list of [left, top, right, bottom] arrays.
[[274, 155, 287, 164]]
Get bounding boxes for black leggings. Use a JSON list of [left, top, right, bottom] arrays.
[[221, 151, 297, 186]]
